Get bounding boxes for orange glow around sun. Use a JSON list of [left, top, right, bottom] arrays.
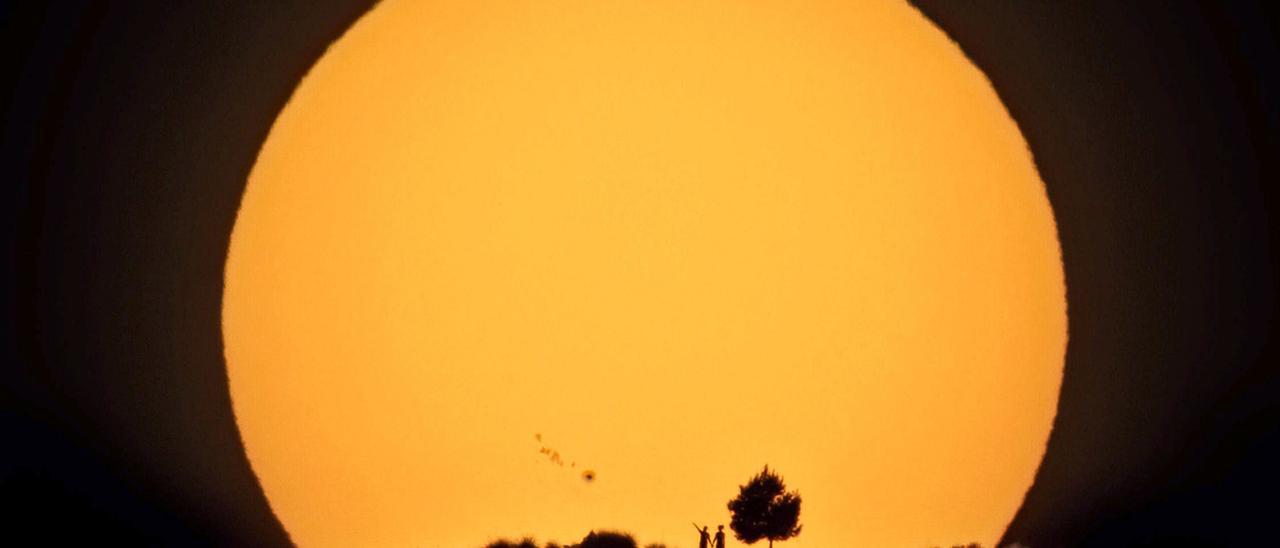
[[223, 1, 1067, 546]]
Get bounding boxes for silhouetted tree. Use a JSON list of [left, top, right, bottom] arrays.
[[726, 465, 803, 548], [579, 530, 637, 548]]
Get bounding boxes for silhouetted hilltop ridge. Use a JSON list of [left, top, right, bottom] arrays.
[[485, 530, 656, 548], [484, 528, 988, 548]]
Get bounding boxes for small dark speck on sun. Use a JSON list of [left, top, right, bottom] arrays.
[[582, 470, 596, 482]]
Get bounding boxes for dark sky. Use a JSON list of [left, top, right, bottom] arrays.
[[3, 1, 1277, 545], [910, 2, 1280, 545]]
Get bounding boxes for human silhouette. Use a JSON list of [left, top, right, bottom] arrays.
[[693, 523, 711, 548], [714, 525, 726, 548]]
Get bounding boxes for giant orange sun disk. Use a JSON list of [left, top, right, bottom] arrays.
[[223, 1, 1067, 546]]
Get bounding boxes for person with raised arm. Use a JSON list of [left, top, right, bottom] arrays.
[[692, 522, 712, 548]]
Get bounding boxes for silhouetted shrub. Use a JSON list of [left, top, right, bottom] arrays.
[[579, 530, 637, 548], [486, 538, 538, 548]]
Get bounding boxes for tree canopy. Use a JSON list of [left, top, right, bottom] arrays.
[[726, 465, 803, 547]]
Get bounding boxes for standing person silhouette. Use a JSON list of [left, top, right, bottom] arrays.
[[692, 523, 711, 548], [714, 525, 726, 548]]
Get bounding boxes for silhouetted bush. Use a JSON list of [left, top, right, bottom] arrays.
[[486, 538, 538, 548], [579, 530, 637, 548], [482, 529, 659, 548]]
